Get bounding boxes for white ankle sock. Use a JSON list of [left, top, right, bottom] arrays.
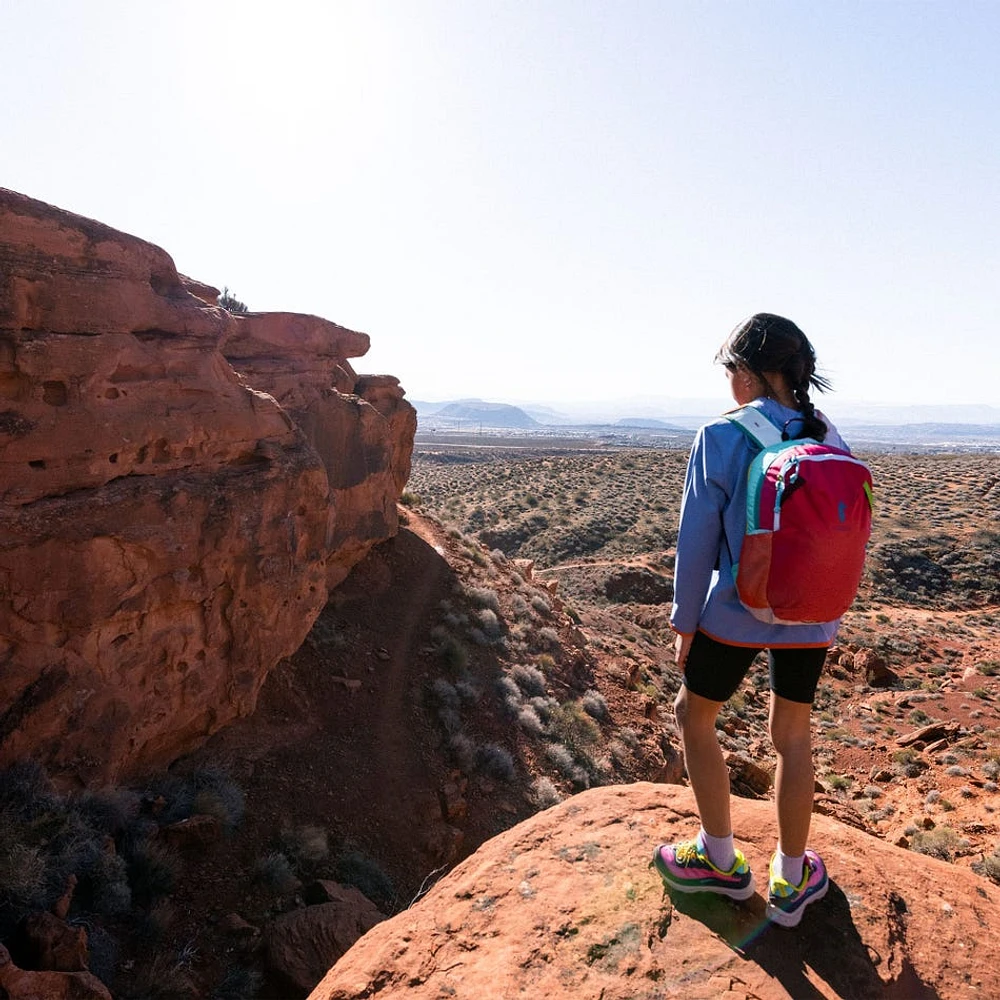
[[776, 847, 805, 885], [699, 829, 736, 870]]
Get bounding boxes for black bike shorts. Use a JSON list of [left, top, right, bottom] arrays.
[[682, 630, 827, 705]]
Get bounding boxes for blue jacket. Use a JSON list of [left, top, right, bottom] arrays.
[[670, 397, 849, 648]]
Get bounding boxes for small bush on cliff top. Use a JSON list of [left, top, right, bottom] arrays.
[[218, 286, 248, 313]]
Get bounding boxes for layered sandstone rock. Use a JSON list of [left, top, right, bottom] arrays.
[[0, 188, 414, 781], [310, 782, 1000, 1000], [222, 316, 416, 587]]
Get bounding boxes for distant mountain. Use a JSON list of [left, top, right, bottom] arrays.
[[420, 399, 540, 429], [520, 404, 576, 425], [408, 400, 444, 417], [407, 395, 1000, 444], [614, 417, 687, 430]]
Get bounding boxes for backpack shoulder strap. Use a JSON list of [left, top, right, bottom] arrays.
[[723, 406, 783, 449]]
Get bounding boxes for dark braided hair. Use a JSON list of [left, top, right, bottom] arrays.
[[716, 313, 831, 441]]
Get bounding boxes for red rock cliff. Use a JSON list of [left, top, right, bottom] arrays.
[[0, 188, 415, 782]]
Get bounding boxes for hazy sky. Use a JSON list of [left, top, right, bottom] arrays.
[[3, 1, 998, 408]]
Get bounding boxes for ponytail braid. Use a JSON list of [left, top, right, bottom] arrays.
[[791, 381, 827, 441]]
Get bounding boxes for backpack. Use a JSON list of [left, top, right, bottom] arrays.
[[725, 406, 874, 625]]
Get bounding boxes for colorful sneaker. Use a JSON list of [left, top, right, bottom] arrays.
[[765, 850, 829, 928], [652, 839, 756, 900]]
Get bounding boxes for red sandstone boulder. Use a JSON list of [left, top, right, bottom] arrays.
[[263, 887, 385, 993], [309, 783, 1000, 1000], [0, 188, 414, 782], [20, 912, 89, 972], [0, 943, 110, 1000]]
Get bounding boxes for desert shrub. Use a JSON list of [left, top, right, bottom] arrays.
[[496, 675, 522, 709], [448, 733, 477, 773], [537, 626, 560, 647], [910, 826, 964, 862], [550, 702, 601, 751], [530, 777, 562, 809], [0, 830, 48, 911], [437, 635, 469, 673], [518, 706, 545, 736], [974, 851, 1000, 885], [476, 744, 515, 781], [475, 608, 503, 639], [254, 851, 299, 894], [115, 946, 198, 1000], [0, 764, 120, 928], [454, 677, 480, 704], [465, 586, 501, 613], [581, 690, 609, 721], [280, 824, 329, 866], [211, 965, 263, 1000], [126, 836, 183, 906], [145, 768, 244, 831], [618, 727, 641, 750], [430, 677, 460, 709], [925, 789, 941, 806], [429, 678, 465, 733], [510, 663, 547, 697], [530, 595, 551, 616], [511, 594, 532, 620], [84, 850, 133, 915], [528, 695, 557, 723], [544, 744, 589, 788], [335, 851, 395, 910], [399, 489, 421, 507], [73, 787, 140, 837], [0, 759, 59, 817], [983, 758, 1000, 781]]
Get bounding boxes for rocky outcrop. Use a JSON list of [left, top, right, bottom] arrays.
[[0, 188, 414, 781], [222, 316, 416, 587], [309, 782, 1000, 1000]]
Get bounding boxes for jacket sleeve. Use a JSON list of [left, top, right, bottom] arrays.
[[671, 426, 730, 636]]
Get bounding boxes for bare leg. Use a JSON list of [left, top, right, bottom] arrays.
[[769, 693, 815, 855], [674, 685, 730, 837]]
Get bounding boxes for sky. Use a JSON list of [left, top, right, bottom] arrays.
[[2, 1, 998, 411]]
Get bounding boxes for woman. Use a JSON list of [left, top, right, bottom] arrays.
[[653, 313, 847, 928]]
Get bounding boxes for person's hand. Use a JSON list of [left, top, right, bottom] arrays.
[[674, 632, 693, 670]]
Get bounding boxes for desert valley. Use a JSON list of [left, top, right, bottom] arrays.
[[3, 190, 1000, 999]]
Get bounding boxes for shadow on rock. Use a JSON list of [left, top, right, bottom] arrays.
[[667, 881, 940, 1000]]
